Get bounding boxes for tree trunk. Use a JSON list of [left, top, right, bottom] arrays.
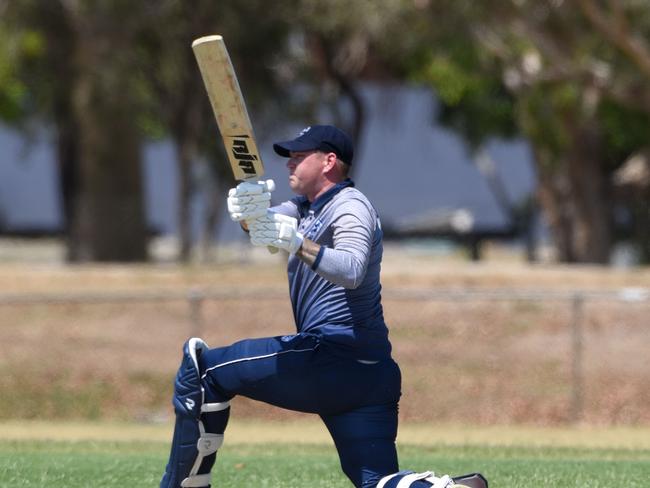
[[564, 122, 612, 263], [70, 28, 147, 262], [200, 175, 230, 263], [536, 167, 577, 262], [332, 72, 364, 177], [313, 35, 366, 177], [635, 196, 650, 263], [39, 0, 82, 262], [172, 53, 205, 264], [56, 117, 80, 261], [534, 124, 612, 264], [176, 141, 194, 262]]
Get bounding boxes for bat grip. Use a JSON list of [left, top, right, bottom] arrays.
[[260, 179, 275, 193]]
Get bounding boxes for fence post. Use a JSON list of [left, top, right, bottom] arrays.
[[569, 293, 585, 423], [188, 288, 205, 338]]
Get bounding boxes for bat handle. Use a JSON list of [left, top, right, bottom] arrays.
[[260, 179, 275, 193]]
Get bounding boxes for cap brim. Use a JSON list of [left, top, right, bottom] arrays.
[[273, 140, 318, 157]]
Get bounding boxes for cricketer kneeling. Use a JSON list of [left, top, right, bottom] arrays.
[[160, 125, 487, 488]]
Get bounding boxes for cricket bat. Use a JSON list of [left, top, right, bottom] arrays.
[[192, 35, 269, 185], [192, 35, 277, 253]]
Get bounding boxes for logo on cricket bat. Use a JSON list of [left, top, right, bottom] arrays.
[[229, 135, 258, 176]]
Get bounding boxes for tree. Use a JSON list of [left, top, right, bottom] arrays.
[[394, 0, 650, 263], [138, 1, 221, 263], [282, 0, 417, 177], [1, 0, 150, 261], [0, 2, 81, 257], [2, 0, 306, 263], [139, 0, 298, 262]]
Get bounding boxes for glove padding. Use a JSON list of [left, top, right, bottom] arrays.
[[249, 212, 304, 254], [227, 180, 275, 222]]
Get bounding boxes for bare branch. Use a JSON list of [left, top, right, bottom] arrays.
[[577, 0, 650, 81], [471, 25, 515, 62], [607, 0, 629, 34], [474, 13, 587, 92]]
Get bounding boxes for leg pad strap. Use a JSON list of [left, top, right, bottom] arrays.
[[180, 403, 229, 488], [180, 474, 211, 488]]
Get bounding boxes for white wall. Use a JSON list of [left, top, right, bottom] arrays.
[[0, 83, 537, 242]]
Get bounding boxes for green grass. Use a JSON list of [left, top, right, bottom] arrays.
[[1, 440, 650, 487]]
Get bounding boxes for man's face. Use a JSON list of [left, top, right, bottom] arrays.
[[286, 150, 329, 200]]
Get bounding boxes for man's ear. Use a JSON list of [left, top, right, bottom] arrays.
[[323, 152, 338, 172]]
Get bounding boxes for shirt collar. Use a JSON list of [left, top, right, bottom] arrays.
[[297, 179, 355, 216]]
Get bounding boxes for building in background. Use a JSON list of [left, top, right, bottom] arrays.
[[0, 84, 537, 256]]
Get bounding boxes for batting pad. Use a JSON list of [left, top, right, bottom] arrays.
[[160, 338, 230, 488]]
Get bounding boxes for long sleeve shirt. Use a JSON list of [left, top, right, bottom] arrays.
[[271, 179, 391, 361]]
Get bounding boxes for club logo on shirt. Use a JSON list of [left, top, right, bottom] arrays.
[[305, 218, 323, 240]]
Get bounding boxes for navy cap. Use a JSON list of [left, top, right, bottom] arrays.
[[273, 125, 354, 165]]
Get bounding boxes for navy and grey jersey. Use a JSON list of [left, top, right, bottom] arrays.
[[271, 179, 391, 361]]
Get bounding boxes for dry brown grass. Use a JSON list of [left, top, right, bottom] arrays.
[[2, 241, 650, 293], [3, 418, 650, 449], [1, 246, 649, 425]]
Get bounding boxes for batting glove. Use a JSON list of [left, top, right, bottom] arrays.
[[227, 179, 275, 222], [248, 212, 304, 254]]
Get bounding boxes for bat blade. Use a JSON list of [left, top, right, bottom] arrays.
[[192, 35, 264, 181]]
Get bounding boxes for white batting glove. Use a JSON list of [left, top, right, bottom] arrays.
[[248, 212, 304, 254], [227, 179, 275, 222]]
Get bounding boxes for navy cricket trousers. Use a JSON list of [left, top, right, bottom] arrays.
[[198, 332, 402, 488]]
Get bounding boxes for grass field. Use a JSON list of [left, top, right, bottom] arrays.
[[1, 249, 650, 486], [2, 420, 650, 487]]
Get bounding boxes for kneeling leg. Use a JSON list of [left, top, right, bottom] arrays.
[[322, 404, 399, 488], [160, 338, 231, 488]]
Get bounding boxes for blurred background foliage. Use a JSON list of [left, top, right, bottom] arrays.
[[0, 0, 648, 264]]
